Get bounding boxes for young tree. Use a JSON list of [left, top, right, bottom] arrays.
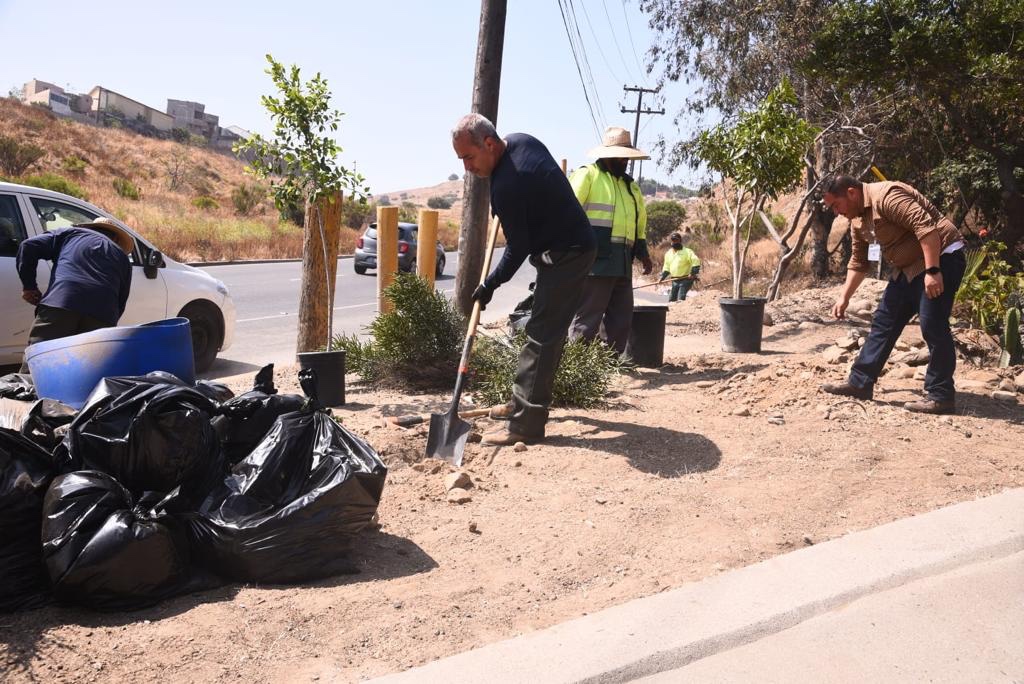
[[236, 55, 367, 353], [693, 80, 817, 299]]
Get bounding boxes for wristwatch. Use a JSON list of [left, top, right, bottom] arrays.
[[924, 266, 941, 275]]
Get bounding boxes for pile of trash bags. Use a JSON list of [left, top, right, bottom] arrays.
[[0, 365, 387, 613]]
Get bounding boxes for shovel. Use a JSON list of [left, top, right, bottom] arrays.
[[426, 215, 502, 465]]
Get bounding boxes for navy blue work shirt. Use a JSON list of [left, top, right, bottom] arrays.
[[485, 133, 595, 288], [16, 227, 133, 325]]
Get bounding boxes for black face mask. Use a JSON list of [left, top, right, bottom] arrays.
[[671, 242, 683, 250], [600, 159, 629, 177]]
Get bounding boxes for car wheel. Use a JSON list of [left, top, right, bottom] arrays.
[[435, 254, 446, 277], [354, 264, 367, 275], [179, 302, 222, 373]]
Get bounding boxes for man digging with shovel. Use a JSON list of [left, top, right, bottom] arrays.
[[452, 113, 596, 446]]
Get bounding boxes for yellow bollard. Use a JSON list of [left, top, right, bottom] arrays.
[[377, 206, 399, 314], [417, 209, 439, 287]]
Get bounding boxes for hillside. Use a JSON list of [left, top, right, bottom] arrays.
[[0, 97, 319, 262]]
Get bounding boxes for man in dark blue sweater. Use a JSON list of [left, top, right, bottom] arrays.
[[453, 113, 596, 445], [17, 217, 134, 371]]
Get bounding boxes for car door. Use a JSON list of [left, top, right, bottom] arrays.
[[0, 191, 35, 363], [27, 196, 168, 325]]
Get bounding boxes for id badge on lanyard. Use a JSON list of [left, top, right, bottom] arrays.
[[868, 243, 881, 262]]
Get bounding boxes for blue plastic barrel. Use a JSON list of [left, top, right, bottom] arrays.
[[25, 318, 196, 409]]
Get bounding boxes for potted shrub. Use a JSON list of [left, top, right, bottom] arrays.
[[693, 79, 817, 352]]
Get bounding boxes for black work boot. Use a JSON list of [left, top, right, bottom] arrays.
[[820, 382, 873, 400], [904, 398, 956, 415]]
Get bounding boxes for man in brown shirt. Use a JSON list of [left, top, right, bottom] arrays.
[[820, 175, 966, 414]]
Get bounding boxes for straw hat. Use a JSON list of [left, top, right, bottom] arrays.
[[586, 126, 650, 160], [77, 217, 135, 254]]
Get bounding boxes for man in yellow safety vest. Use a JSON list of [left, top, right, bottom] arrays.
[[660, 231, 701, 302], [569, 126, 653, 353]]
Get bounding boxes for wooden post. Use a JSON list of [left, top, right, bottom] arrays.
[[377, 206, 399, 314], [417, 208, 439, 287], [296, 191, 343, 353], [561, 158, 567, 175], [455, 0, 507, 315]]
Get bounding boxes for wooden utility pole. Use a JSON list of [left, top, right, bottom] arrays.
[[455, 0, 507, 315], [296, 191, 343, 352], [620, 85, 664, 182]]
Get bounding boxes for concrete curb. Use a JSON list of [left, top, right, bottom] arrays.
[[186, 254, 355, 267], [369, 488, 1024, 683]]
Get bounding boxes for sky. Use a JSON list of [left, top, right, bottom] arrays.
[[0, 0, 711, 195]]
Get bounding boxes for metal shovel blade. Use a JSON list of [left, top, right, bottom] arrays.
[[426, 412, 472, 466]]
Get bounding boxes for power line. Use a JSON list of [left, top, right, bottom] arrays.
[[619, 0, 648, 83], [577, 0, 624, 84], [557, 0, 603, 137], [600, 0, 637, 83], [566, 0, 607, 126]]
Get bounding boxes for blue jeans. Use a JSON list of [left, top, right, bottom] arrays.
[[669, 279, 694, 301], [848, 250, 966, 402]]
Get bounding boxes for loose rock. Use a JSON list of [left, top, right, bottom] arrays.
[[997, 378, 1016, 393], [889, 365, 916, 379], [446, 488, 472, 504], [513, 441, 528, 453], [468, 521, 480, 534], [731, 406, 751, 417], [444, 471, 472, 492], [822, 347, 850, 364], [694, 380, 717, 388], [835, 336, 859, 351], [991, 390, 1018, 404]]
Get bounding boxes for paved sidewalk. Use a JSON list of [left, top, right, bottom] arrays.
[[370, 488, 1024, 683]]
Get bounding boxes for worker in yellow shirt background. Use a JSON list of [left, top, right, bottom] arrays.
[[660, 232, 701, 302]]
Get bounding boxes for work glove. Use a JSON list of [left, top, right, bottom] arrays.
[[690, 265, 701, 277], [471, 283, 495, 310], [659, 271, 670, 282], [640, 255, 654, 275]]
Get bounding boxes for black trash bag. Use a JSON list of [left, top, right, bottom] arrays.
[[58, 374, 223, 503], [193, 380, 234, 403], [210, 364, 304, 465], [188, 369, 387, 584], [41, 470, 206, 611], [0, 428, 55, 612], [20, 399, 77, 452], [507, 282, 535, 334], [0, 372, 36, 401]]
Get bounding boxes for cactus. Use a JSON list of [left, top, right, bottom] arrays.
[[999, 306, 1021, 368]]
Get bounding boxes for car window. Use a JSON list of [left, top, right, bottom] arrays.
[[32, 198, 98, 231], [365, 227, 377, 239], [0, 194, 27, 257]]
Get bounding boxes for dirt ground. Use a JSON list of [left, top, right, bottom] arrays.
[[3, 280, 1022, 683]]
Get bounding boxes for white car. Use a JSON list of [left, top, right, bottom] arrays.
[[1, 181, 235, 372]]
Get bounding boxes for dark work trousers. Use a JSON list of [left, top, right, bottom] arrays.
[[670, 279, 694, 302], [570, 275, 634, 354], [20, 304, 109, 372], [848, 250, 967, 402], [510, 247, 596, 439]]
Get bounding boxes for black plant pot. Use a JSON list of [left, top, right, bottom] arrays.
[[719, 297, 767, 353], [296, 350, 346, 406]]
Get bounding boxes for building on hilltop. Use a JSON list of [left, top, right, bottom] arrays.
[[88, 86, 175, 133], [22, 79, 91, 116], [167, 99, 220, 140]]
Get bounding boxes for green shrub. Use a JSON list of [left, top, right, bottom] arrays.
[[19, 173, 88, 200], [448, 173, 459, 181], [955, 241, 1024, 333], [231, 183, 265, 215], [330, 273, 465, 388], [192, 195, 219, 210], [112, 177, 141, 200], [427, 195, 453, 209], [471, 333, 628, 408], [62, 155, 88, 175], [398, 201, 418, 223], [0, 135, 45, 176], [646, 200, 687, 245], [341, 198, 375, 229]]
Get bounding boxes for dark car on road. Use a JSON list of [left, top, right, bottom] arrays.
[[353, 222, 446, 277]]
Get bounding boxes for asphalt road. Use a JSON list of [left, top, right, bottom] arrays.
[[200, 250, 663, 378]]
